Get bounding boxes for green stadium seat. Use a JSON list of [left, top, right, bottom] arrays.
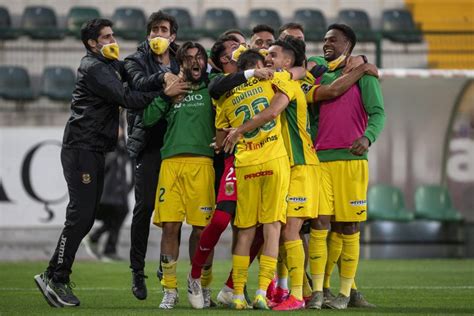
[[382, 9, 423, 43], [0, 6, 22, 39], [414, 185, 463, 222], [21, 6, 65, 40], [162, 7, 201, 41], [203, 9, 238, 39], [112, 7, 146, 41], [0, 66, 35, 100], [367, 185, 414, 221], [67, 6, 101, 39], [248, 9, 281, 33], [40, 67, 75, 101], [337, 9, 376, 42], [293, 9, 326, 42]]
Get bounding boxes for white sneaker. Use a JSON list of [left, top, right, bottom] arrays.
[[159, 289, 178, 309], [217, 286, 233, 306], [187, 274, 204, 309]]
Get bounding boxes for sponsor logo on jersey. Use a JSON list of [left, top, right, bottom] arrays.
[[245, 135, 278, 151], [356, 210, 366, 215], [225, 78, 260, 99], [225, 182, 235, 196], [174, 94, 205, 109], [350, 199, 367, 207], [288, 196, 307, 203], [300, 82, 312, 94], [244, 170, 273, 180]]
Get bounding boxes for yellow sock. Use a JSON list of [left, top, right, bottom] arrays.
[[324, 231, 343, 289], [161, 260, 178, 289], [284, 240, 304, 300], [303, 272, 313, 297], [352, 280, 357, 290], [259, 255, 277, 293], [201, 266, 213, 288], [277, 244, 288, 280], [309, 229, 328, 292], [339, 232, 360, 297], [232, 255, 249, 296]]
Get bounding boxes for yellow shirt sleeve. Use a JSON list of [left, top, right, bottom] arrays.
[[214, 101, 229, 130], [305, 84, 321, 104], [271, 71, 295, 101]]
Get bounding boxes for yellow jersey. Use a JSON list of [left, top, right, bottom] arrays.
[[215, 72, 291, 167], [280, 79, 320, 166]]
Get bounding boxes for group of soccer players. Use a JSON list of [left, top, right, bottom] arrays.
[[143, 17, 385, 311], [33, 10, 385, 311]]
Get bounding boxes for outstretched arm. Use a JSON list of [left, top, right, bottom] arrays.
[[313, 63, 378, 102]]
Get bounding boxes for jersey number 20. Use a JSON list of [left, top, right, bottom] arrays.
[[234, 97, 276, 138]]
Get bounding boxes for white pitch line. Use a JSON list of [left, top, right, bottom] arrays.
[[1, 286, 474, 291]]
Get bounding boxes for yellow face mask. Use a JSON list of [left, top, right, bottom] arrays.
[[100, 43, 120, 60], [258, 49, 269, 57], [231, 45, 248, 62], [327, 54, 347, 71], [327, 43, 350, 71], [149, 37, 170, 55]]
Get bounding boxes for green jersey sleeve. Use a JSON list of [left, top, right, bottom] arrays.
[[142, 96, 170, 128], [308, 56, 328, 67], [358, 75, 386, 144]]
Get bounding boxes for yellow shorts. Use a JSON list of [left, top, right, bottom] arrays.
[[286, 164, 320, 219], [319, 160, 369, 222], [235, 156, 290, 228], [153, 156, 215, 227]]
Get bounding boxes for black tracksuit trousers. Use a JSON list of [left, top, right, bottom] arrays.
[[46, 148, 105, 283]]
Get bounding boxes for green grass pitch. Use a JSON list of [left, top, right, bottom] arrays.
[[1, 259, 473, 315]]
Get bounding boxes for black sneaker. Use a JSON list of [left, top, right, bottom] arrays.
[[132, 271, 148, 300], [46, 279, 80, 307], [34, 273, 63, 308]]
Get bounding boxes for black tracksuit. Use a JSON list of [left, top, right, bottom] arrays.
[[46, 51, 161, 283], [124, 41, 179, 272]]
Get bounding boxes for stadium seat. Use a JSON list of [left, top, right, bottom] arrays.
[[414, 185, 463, 222], [367, 185, 414, 221], [0, 66, 35, 100], [248, 9, 282, 34], [67, 6, 101, 39], [21, 6, 65, 40], [112, 7, 146, 41], [382, 9, 423, 43], [293, 9, 326, 42], [0, 6, 22, 40], [40, 67, 75, 101], [203, 8, 238, 39], [337, 9, 377, 42], [162, 7, 201, 41]]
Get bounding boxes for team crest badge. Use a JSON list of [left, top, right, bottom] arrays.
[[81, 173, 91, 184], [225, 182, 235, 196]]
